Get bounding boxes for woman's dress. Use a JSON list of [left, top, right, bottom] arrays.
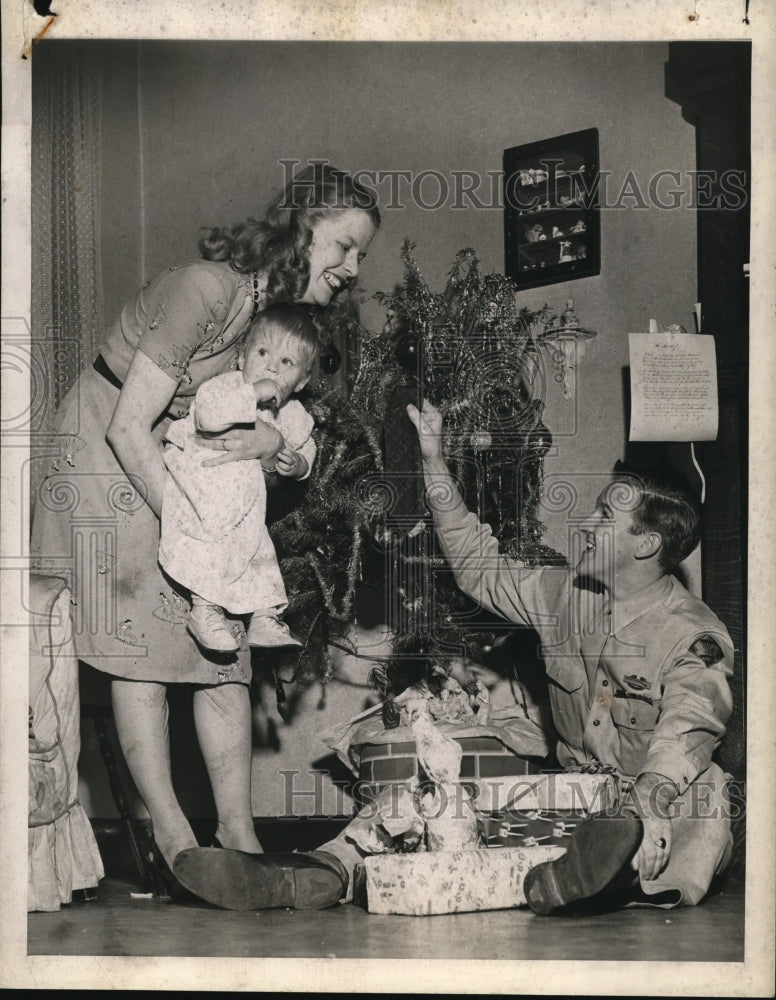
[[30, 260, 259, 685]]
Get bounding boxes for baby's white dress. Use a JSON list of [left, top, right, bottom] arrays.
[[160, 370, 315, 614]]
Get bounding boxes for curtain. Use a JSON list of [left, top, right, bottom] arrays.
[[31, 42, 104, 425], [30, 42, 103, 517]]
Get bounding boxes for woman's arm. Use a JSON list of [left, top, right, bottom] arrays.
[[198, 421, 284, 468], [198, 378, 285, 467], [106, 350, 179, 518]]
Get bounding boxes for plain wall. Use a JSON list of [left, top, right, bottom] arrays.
[[82, 40, 698, 819]]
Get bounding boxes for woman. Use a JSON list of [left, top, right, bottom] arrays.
[[31, 164, 380, 889]]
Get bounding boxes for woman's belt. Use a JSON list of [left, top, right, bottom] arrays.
[[93, 353, 123, 390]]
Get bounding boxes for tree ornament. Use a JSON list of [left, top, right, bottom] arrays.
[[311, 400, 330, 425], [526, 424, 553, 457], [470, 429, 493, 451], [319, 340, 342, 376], [393, 332, 423, 373]]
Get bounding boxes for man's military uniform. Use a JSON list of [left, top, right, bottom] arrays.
[[432, 496, 734, 905]]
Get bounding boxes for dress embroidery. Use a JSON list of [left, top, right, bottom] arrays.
[[49, 430, 86, 473], [149, 303, 168, 330], [153, 590, 189, 627], [157, 344, 193, 384], [196, 319, 217, 352], [116, 619, 139, 645]]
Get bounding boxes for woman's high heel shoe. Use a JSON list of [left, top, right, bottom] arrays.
[[145, 837, 189, 901], [211, 835, 262, 854]]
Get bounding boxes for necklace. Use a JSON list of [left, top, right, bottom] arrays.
[[250, 271, 261, 320]]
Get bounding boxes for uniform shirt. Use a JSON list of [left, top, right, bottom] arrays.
[[432, 495, 734, 793]]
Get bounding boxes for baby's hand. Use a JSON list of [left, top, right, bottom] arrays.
[[275, 448, 308, 479], [254, 378, 281, 409]]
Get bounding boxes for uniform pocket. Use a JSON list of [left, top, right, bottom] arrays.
[[545, 657, 585, 694], [545, 657, 586, 743], [610, 696, 660, 776], [610, 696, 660, 731]]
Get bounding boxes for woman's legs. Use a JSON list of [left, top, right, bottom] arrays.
[[111, 678, 197, 867], [193, 682, 263, 853]]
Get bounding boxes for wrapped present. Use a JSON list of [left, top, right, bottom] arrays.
[[482, 770, 618, 813], [422, 783, 480, 852], [321, 697, 550, 781], [353, 845, 565, 915], [473, 772, 616, 851], [476, 808, 580, 849]]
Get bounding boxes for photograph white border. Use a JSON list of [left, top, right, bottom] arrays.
[[2, 1, 774, 993]]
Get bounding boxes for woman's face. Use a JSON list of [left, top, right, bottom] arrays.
[[299, 209, 377, 307]]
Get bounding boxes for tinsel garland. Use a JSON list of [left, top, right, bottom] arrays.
[[363, 242, 558, 561], [267, 242, 564, 710]]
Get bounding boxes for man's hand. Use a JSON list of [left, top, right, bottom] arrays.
[[627, 771, 676, 881], [275, 447, 308, 479], [406, 399, 445, 464]]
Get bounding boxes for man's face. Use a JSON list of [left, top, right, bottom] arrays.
[[575, 480, 646, 593]]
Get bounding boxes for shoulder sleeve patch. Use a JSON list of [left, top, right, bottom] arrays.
[[690, 634, 724, 666]]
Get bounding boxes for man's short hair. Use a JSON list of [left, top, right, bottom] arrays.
[[611, 462, 702, 572]]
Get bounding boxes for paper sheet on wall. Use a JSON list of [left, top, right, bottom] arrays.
[[629, 332, 718, 441]]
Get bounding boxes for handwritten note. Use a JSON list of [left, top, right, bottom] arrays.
[[629, 333, 718, 441]]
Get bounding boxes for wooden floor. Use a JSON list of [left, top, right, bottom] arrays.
[[28, 865, 745, 962]]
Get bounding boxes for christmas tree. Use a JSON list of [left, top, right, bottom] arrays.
[[267, 242, 563, 716]]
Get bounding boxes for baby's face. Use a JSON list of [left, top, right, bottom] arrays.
[[240, 330, 311, 403]]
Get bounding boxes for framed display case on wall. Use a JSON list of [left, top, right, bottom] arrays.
[[504, 127, 601, 290]]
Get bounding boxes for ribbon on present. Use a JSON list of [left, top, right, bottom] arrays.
[[476, 808, 582, 849]]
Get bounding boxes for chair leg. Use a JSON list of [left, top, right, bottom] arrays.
[[92, 711, 170, 899]]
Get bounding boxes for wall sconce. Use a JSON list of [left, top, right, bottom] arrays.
[[537, 299, 597, 399]]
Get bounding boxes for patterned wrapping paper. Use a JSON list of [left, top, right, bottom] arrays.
[[477, 808, 580, 849], [353, 846, 566, 915], [481, 770, 619, 812]]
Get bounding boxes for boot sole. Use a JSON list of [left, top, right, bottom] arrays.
[[247, 639, 303, 648], [173, 848, 343, 911], [524, 812, 642, 915]]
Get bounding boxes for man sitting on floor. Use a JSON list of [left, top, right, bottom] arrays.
[[400, 399, 735, 913], [173, 399, 735, 914]]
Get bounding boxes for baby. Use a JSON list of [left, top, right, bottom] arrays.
[[159, 303, 318, 653]]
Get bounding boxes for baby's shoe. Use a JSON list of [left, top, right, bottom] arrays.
[[187, 602, 240, 653], [247, 614, 302, 648]]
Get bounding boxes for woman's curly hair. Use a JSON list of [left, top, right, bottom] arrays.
[[198, 163, 380, 346]]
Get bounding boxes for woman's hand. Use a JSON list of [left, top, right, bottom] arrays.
[[200, 423, 282, 467], [275, 447, 308, 479]]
